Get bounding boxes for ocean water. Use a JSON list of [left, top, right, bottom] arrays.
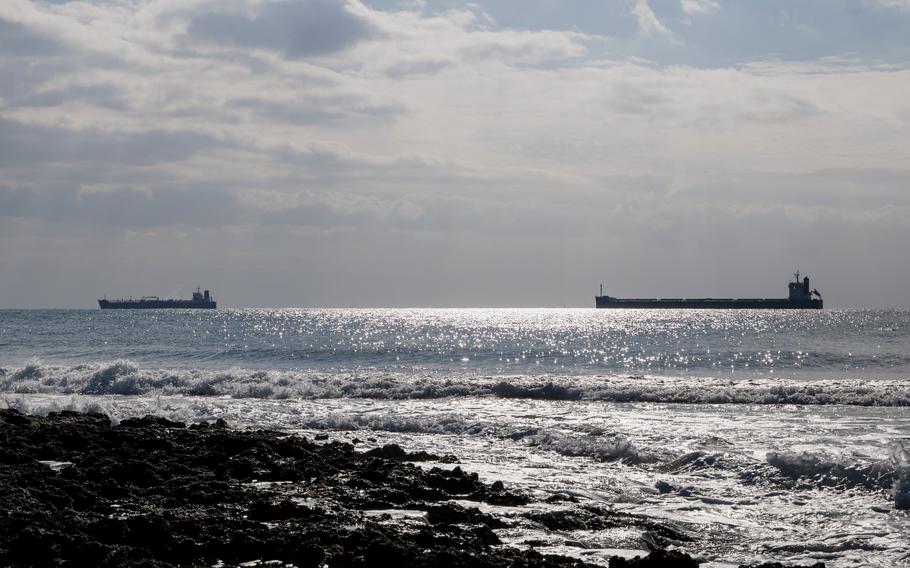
[[2, 308, 909, 566]]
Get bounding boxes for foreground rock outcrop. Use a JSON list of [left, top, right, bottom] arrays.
[[0, 409, 819, 567]]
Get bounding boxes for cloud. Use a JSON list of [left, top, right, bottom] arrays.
[[400, 0, 426, 10], [260, 192, 425, 227], [0, 16, 63, 56], [13, 82, 128, 110], [0, 119, 213, 167], [631, 0, 669, 35], [230, 93, 406, 124], [870, 0, 910, 9], [383, 57, 450, 78], [1, 0, 910, 306], [0, 185, 243, 229], [455, 29, 588, 64], [186, 0, 376, 57], [680, 0, 721, 15]]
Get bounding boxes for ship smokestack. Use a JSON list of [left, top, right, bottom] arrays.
[[803, 277, 810, 294], [204, 290, 210, 301]]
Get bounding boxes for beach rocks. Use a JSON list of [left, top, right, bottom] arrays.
[[609, 549, 699, 567], [739, 564, 826, 568], [0, 409, 593, 567], [362, 442, 457, 463], [0, 409, 739, 568]]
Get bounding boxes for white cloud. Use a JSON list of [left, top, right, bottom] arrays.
[[631, 0, 669, 35], [681, 0, 721, 15], [870, 0, 910, 9], [398, 0, 427, 11]]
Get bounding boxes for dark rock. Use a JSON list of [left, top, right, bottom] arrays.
[[119, 415, 185, 429], [248, 499, 317, 521], [609, 549, 699, 567], [425, 503, 508, 529], [0, 410, 811, 568], [0, 408, 30, 425], [546, 493, 580, 504], [739, 564, 826, 568], [364, 443, 408, 459]]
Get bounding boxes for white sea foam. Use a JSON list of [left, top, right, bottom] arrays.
[[515, 430, 639, 462], [760, 449, 906, 509], [2, 360, 910, 407], [891, 441, 910, 510], [274, 412, 640, 462]]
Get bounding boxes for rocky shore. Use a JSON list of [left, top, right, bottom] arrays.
[[0, 409, 823, 568]]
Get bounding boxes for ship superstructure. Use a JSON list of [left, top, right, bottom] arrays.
[[99, 287, 217, 309], [595, 272, 822, 309]]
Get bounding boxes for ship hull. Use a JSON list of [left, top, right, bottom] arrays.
[[595, 297, 822, 309], [98, 300, 216, 309]]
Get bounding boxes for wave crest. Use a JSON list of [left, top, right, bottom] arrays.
[[2, 361, 909, 407], [748, 448, 909, 507], [891, 441, 910, 510]]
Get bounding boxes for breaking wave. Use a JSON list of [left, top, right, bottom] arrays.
[[2, 360, 910, 406], [891, 441, 910, 510], [763, 450, 895, 490], [742, 444, 910, 508]]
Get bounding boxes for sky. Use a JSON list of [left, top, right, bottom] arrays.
[[1, 0, 909, 308]]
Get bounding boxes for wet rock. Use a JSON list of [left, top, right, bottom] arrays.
[[0, 409, 816, 568], [546, 493, 580, 504], [471, 479, 531, 506], [739, 562, 825, 568], [526, 506, 692, 549], [363, 443, 448, 462], [609, 549, 699, 567], [425, 503, 507, 529], [0, 407, 31, 426], [532, 510, 591, 531], [0, 409, 588, 568], [119, 415, 186, 429], [248, 499, 318, 521], [364, 443, 409, 459]]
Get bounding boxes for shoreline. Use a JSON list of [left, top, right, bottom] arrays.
[[0, 409, 828, 568]]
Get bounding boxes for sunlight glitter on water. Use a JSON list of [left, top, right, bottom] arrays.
[[3, 309, 908, 377]]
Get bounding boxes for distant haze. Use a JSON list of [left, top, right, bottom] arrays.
[[1, 0, 909, 308]]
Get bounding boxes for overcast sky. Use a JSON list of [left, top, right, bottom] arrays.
[[1, 0, 909, 308]]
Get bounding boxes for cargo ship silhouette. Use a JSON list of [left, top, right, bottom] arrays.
[[596, 272, 822, 309], [99, 287, 216, 309]]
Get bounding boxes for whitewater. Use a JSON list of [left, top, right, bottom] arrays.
[[2, 308, 909, 566]]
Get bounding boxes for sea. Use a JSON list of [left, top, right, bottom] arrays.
[[1, 308, 909, 567]]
